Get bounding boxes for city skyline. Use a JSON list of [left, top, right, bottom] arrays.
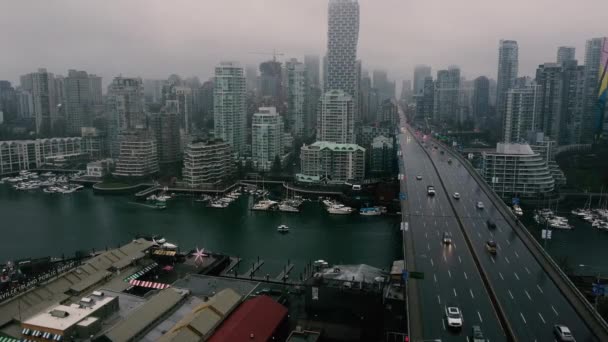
[[1, 1, 606, 86]]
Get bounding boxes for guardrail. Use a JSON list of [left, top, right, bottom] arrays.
[[411, 128, 515, 341], [436, 138, 608, 341]]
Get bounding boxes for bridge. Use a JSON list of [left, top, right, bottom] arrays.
[[397, 110, 608, 341]]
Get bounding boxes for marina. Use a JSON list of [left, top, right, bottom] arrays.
[[1, 170, 85, 194]]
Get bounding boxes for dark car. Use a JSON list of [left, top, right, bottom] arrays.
[[486, 219, 496, 229], [485, 240, 497, 254], [471, 325, 487, 342]]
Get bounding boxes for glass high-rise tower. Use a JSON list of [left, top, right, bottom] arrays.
[[325, 0, 359, 100], [213, 62, 246, 156], [496, 40, 519, 132]]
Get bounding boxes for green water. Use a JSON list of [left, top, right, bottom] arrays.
[[0, 186, 401, 277]]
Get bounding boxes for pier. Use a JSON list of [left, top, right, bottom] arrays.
[[241, 259, 265, 278]]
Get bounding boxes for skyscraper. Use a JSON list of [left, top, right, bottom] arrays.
[[304, 55, 321, 88], [582, 37, 608, 140], [64, 70, 93, 135], [286, 59, 309, 137], [413, 65, 432, 95], [400, 80, 413, 103], [372, 70, 395, 102], [20, 68, 57, 136], [325, 0, 359, 101], [472, 76, 490, 125], [214, 62, 246, 156], [0, 81, 17, 122], [503, 84, 541, 142], [415, 76, 434, 120], [252, 107, 283, 171], [106, 77, 145, 157], [557, 46, 576, 65], [150, 111, 181, 165], [433, 67, 460, 123], [317, 90, 354, 144], [496, 40, 519, 127], [259, 60, 282, 103]]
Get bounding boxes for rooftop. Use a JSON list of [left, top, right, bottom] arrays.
[[303, 141, 365, 152], [495, 143, 535, 155], [22, 295, 115, 331]]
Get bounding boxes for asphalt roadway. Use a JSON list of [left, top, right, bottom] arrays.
[[399, 125, 597, 341]]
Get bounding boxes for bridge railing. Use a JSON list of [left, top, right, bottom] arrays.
[[436, 137, 608, 340]]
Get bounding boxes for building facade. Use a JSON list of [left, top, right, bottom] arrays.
[[472, 76, 490, 127], [370, 135, 394, 175], [413, 65, 432, 95], [433, 67, 460, 123], [481, 143, 554, 198], [213, 62, 247, 156], [557, 46, 576, 65], [64, 70, 93, 135], [503, 84, 541, 143], [182, 140, 233, 187], [325, 0, 359, 101], [496, 40, 519, 129], [0, 137, 89, 174], [317, 90, 354, 144], [286, 59, 309, 137], [113, 131, 159, 177], [251, 107, 283, 171], [298, 141, 365, 183], [20, 69, 57, 136], [149, 112, 181, 165], [106, 77, 146, 158]]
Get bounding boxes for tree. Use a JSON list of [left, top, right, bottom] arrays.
[[271, 155, 282, 174]]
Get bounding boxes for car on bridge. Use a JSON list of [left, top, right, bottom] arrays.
[[453, 192, 460, 199], [448, 158, 452, 164], [416, 175, 422, 180], [442, 232, 452, 244], [485, 240, 497, 254], [445, 306, 463, 329], [471, 325, 487, 342], [427, 185, 436, 196], [554, 324, 575, 341], [476, 201, 484, 209], [486, 219, 496, 229]]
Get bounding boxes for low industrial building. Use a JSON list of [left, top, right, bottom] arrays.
[[182, 139, 234, 187], [481, 142, 555, 198], [298, 141, 365, 183]]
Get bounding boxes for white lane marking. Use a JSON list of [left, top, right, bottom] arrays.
[[434, 274, 438, 283], [470, 289, 475, 299], [448, 270, 452, 278], [521, 312, 527, 324], [453, 288, 458, 297], [458, 256, 462, 264], [514, 251, 520, 258], [466, 337, 470, 342], [537, 284, 544, 294], [425, 232, 428, 239], [552, 306, 559, 316], [508, 289, 514, 299], [453, 242, 457, 249], [464, 272, 468, 280], [505, 256, 510, 264], [430, 258, 434, 267], [437, 295, 441, 304], [525, 267, 531, 275], [477, 232, 482, 238], [499, 272, 504, 280], [427, 243, 431, 251], [478, 311, 483, 322], [538, 312, 546, 324], [514, 272, 520, 280], [443, 255, 447, 262], [506, 239, 511, 245], [442, 319, 446, 330], [525, 289, 532, 301], [491, 256, 496, 264]]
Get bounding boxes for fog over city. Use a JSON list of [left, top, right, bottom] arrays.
[[1, 0, 606, 85]]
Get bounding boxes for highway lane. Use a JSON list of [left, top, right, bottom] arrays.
[[398, 131, 506, 341], [421, 135, 596, 341]]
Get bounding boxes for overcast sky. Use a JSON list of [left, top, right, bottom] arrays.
[[1, 0, 606, 88]]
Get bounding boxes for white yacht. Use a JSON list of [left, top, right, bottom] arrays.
[[327, 204, 354, 215], [512, 204, 523, 216], [277, 224, 289, 232], [278, 203, 299, 213], [252, 199, 277, 211], [360, 207, 382, 216]]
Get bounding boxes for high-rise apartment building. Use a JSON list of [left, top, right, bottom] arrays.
[[325, 0, 359, 101], [370, 135, 394, 175], [317, 90, 354, 144], [149, 112, 181, 165], [557, 46, 576, 65], [472, 76, 490, 125], [245, 65, 258, 93], [106, 77, 146, 157], [286, 59, 309, 137], [64, 70, 93, 135], [213, 62, 246, 156], [496, 40, 519, 127], [182, 140, 234, 187], [20, 68, 57, 136], [503, 84, 541, 143], [259, 60, 283, 102], [113, 130, 159, 177], [433, 67, 460, 123], [0, 81, 17, 122], [304, 55, 321, 88], [413, 65, 432, 95], [373, 70, 395, 102], [251, 107, 283, 171]]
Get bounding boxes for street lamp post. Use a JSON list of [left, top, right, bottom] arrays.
[[579, 264, 604, 310]]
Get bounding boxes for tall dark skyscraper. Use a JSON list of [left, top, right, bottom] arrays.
[[557, 46, 576, 65], [413, 65, 432, 95], [472, 76, 490, 124], [325, 0, 359, 100], [433, 67, 460, 123], [304, 55, 320, 89], [496, 40, 519, 129], [259, 60, 282, 103]]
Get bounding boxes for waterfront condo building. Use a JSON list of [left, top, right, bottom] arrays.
[[182, 140, 234, 187], [113, 130, 159, 178], [317, 90, 355, 144], [106, 77, 146, 158], [503, 84, 541, 143], [149, 112, 181, 165], [213, 62, 246, 156], [251, 107, 283, 172], [297, 141, 365, 183], [0, 137, 88, 174], [481, 142, 554, 198]]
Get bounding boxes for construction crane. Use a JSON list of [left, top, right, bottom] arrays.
[[249, 49, 285, 62]]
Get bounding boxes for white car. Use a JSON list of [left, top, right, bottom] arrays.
[[453, 192, 460, 199], [445, 306, 463, 329], [477, 201, 484, 209], [416, 175, 422, 180], [554, 324, 575, 341]]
